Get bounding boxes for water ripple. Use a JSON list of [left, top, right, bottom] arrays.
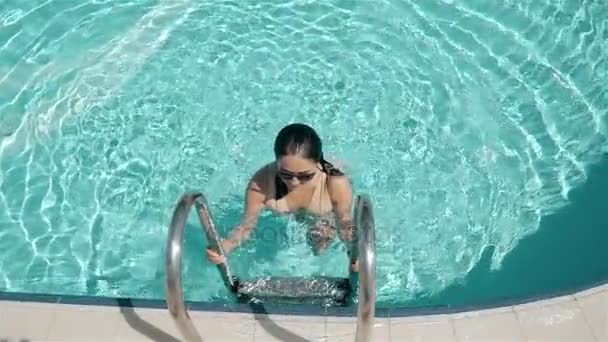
[[0, 0, 606, 304]]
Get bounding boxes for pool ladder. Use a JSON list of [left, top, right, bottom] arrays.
[[165, 192, 377, 342]]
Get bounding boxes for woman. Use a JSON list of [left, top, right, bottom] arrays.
[[206, 123, 358, 272]]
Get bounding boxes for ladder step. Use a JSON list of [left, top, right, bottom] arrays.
[[236, 276, 352, 306]]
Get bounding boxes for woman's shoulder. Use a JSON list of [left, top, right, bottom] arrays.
[[326, 168, 352, 203], [247, 162, 276, 193], [327, 172, 351, 188]]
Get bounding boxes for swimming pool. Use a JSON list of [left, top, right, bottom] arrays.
[[0, 0, 607, 309]]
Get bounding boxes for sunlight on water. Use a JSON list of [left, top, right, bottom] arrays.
[[0, 0, 607, 305]]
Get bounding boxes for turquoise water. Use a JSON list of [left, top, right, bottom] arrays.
[[0, 0, 607, 307]]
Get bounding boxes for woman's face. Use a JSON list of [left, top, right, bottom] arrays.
[[276, 154, 320, 191]]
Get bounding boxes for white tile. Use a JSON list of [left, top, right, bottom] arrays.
[[326, 319, 390, 342], [54, 303, 121, 313], [252, 313, 326, 323], [0, 304, 55, 341], [514, 294, 576, 311], [515, 297, 596, 341], [452, 309, 525, 341], [47, 306, 120, 341], [325, 316, 357, 324], [390, 313, 454, 324], [575, 284, 608, 298], [450, 305, 514, 319], [191, 311, 255, 341], [253, 317, 326, 342], [391, 315, 456, 341], [0, 300, 60, 311], [576, 288, 608, 341]]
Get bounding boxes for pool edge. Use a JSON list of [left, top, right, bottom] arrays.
[[1, 276, 607, 317]]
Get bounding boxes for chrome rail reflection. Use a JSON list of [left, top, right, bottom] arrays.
[[353, 194, 376, 342]]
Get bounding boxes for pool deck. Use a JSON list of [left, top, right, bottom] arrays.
[[1, 283, 606, 341]]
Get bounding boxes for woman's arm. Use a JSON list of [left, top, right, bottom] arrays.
[[327, 175, 355, 256], [222, 167, 269, 252]]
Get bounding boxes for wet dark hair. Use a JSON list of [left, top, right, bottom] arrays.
[[274, 123, 344, 176]]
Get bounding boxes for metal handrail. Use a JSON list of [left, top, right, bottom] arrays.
[[165, 191, 375, 342], [353, 194, 376, 342], [166, 192, 208, 342]]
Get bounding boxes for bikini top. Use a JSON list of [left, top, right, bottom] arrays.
[[268, 171, 333, 216]]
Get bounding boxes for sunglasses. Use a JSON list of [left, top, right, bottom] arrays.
[[278, 169, 317, 183]]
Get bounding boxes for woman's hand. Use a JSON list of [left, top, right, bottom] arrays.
[[206, 240, 235, 264]]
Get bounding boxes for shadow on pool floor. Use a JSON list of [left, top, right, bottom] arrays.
[[419, 152, 608, 308]]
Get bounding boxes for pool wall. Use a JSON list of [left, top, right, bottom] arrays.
[[1, 275, 607, 318]]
